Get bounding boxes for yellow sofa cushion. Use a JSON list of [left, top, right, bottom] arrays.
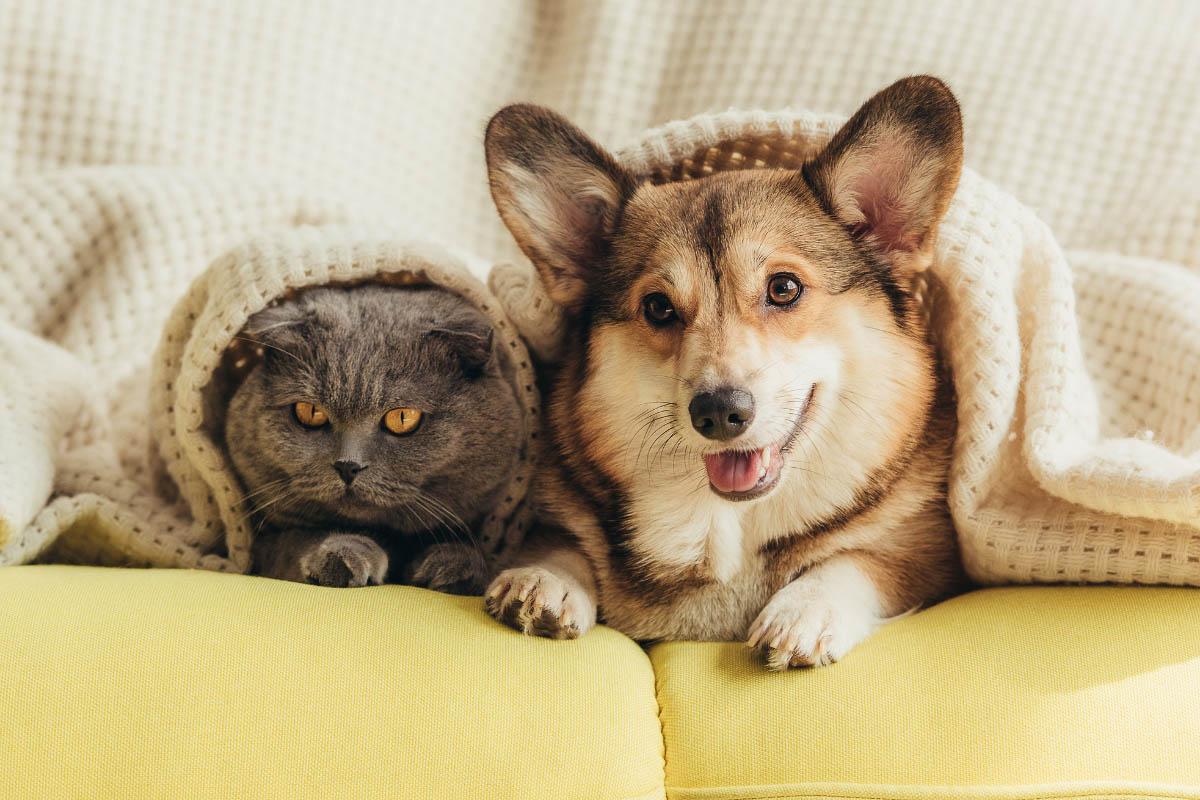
[[0, 566, 665, 800], [652, 586, 1200, 800]]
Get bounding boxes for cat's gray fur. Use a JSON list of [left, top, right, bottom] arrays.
[[225, 284, 524, 592]]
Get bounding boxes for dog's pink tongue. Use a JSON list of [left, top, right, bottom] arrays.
[[704, 450, 762, 494]]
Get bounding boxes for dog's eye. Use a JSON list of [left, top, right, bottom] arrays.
[[642, 293, 678, 326], [766, 273, 803, 307]]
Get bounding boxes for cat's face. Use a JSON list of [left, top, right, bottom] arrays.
[[225, 284, 524, 535]]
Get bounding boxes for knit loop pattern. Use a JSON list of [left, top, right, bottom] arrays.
[[1, 212, 539, 571]]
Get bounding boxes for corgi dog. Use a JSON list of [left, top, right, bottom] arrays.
[[483, 76, 967, 668]]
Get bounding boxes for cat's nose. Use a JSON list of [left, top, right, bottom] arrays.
[[333, 459, 365, 485]]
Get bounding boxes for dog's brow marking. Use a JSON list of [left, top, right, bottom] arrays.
[[696, 190, 724, 287], [753, 246, 769, 272]]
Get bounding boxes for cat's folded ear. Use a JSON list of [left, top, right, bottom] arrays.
[[485, 104, 635, 313], [427, 323, 495, 379], [803, 75, 963, 276], [242, 300, 308, 352]]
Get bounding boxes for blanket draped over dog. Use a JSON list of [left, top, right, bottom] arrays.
[[0, 1, 1197, 585], [495, 112, 1200, 587]]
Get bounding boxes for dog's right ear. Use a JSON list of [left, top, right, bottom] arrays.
[[803, 75, 963, 276], [485, 104, 634, 312]]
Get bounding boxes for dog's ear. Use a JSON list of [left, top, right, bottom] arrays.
[[485, 104, 635, 312], [804, 75, 963, 275]]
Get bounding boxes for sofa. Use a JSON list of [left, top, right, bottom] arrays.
[[3, 2, 1199, 798], [5, 565, 1200, 799]]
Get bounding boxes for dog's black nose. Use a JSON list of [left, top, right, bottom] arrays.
[[689, 387, 755, 440], [333, 459, 365, 485]]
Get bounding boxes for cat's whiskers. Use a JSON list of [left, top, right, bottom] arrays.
[[408, 492, 462, 539], [237, 477, 289, 505], [417, 491, 471, 536], [248, 484, 300, 519], [232, 336, 307, 367], [403, 491, 440, 531], [406, 488, 488, 571]]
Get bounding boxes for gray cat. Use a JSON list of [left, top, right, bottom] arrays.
[[224, 284, 524, 592]]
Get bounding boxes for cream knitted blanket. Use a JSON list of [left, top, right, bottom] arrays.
[[0, 0, 1197, 585], [1, 203, 540, 570]]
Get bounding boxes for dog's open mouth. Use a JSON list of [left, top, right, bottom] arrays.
[[703, 445, 785, 501], [701, 386, 814, 502]]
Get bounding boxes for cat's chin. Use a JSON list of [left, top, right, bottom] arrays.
[[264, 491, 390, 530], [312, 495, 434, 535], [325, 497, 395, 526], [262, 481, 462, 536]]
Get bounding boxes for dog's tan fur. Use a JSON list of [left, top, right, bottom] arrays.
[[484, 77, 967, 668]]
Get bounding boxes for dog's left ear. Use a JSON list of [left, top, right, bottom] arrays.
[[485, 104, 635, 313], [804, 75, 963, 275]]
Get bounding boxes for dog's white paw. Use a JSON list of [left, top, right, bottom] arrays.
[[484, 566, 596, 640], [747, 560, 882, 669]]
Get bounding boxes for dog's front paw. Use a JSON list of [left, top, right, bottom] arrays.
[[300, 534, 388, 588], [484, 566, 596, 640], [406, 542, 489, 595], [747, 563, 882, 669]]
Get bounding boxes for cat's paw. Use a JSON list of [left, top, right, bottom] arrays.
[[300, 534, 388, 588], [746, 565, 882, 670], [484, 566, 596, 640], [406, 542, 489, 595]]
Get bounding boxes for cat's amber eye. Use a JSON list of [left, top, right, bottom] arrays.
[[293, 401, 329, 428], [383, 407, 423, 435]]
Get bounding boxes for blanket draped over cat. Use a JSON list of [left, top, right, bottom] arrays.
[[2, 227, 539, 573], [1, 107, 1198, 587]]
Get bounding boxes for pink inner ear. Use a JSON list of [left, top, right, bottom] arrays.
[[854, 172, 916, 253], [558, 194, 608, 261], [844, 136, 926, 250]]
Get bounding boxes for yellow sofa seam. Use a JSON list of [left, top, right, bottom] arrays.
[[623, 789, 670, 800], [663, 781, 1200, 800], [650, 642, 672, 798]]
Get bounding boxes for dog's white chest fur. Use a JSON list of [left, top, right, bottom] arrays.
[[627, 490, 758, 583]]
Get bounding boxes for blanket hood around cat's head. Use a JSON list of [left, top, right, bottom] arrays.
[[149, 228, 540, 572]]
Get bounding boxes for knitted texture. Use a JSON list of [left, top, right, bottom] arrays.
[[2, 217, 540, 569], [0, 1, 1196, 583]]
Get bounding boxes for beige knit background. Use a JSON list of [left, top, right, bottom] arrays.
[[0, 1, 1197, 582]]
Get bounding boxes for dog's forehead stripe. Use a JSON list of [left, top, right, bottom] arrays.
[[607, 171, 908, 329], [695, 189, 725, 288]]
